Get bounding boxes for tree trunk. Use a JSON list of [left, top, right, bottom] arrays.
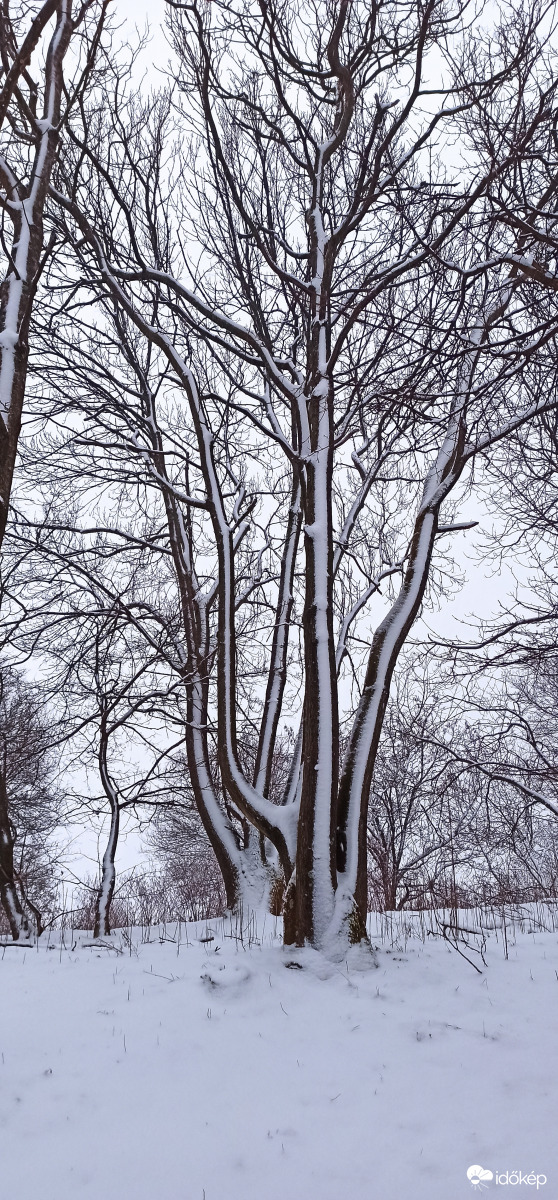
[[290, 377, 338, 945], [334, 406, 467, 939], [93, 800, 119, 937], [0, 775, 30, 939], [0, 0, 73, 548]]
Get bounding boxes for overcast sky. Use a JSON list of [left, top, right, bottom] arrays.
[[115, 0, 170, 75]]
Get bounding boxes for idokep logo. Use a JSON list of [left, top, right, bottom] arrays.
[[467, 1165, 547, 1190], [468, 1166, 494, 1190]]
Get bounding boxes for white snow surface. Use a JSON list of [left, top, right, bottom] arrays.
[[1, 906, 557, 1199]]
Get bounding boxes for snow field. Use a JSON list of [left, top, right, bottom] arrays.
[[1, 907, 557, 1200]]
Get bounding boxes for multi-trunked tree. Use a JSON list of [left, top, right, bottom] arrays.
[[10, 0, 558, 948]]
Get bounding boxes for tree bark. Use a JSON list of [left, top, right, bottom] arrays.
[[0, 774, 30, 939], [291, 375, 339, 945], [0, 0, 73, 548], [93, 800, 119, 938]]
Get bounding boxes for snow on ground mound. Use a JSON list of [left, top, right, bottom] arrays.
[[0, 906, 556, 1200]]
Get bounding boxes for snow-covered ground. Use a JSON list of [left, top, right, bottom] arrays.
[[1, 906, 556, 1200]]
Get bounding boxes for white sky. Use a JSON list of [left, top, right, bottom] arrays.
[[115, 0, 170, 74]]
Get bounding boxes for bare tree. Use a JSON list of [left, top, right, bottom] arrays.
[[148, 785, 227, 923], [0, 662, 62, 937], [431, 410, 558, 833], [10, 0, 558, 951], [367, 671, 483, 910], [0, 1, 108, 549], [3, 571, 198, 937], [367, 656, 558, 908], [84, 616, 184, 939]]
